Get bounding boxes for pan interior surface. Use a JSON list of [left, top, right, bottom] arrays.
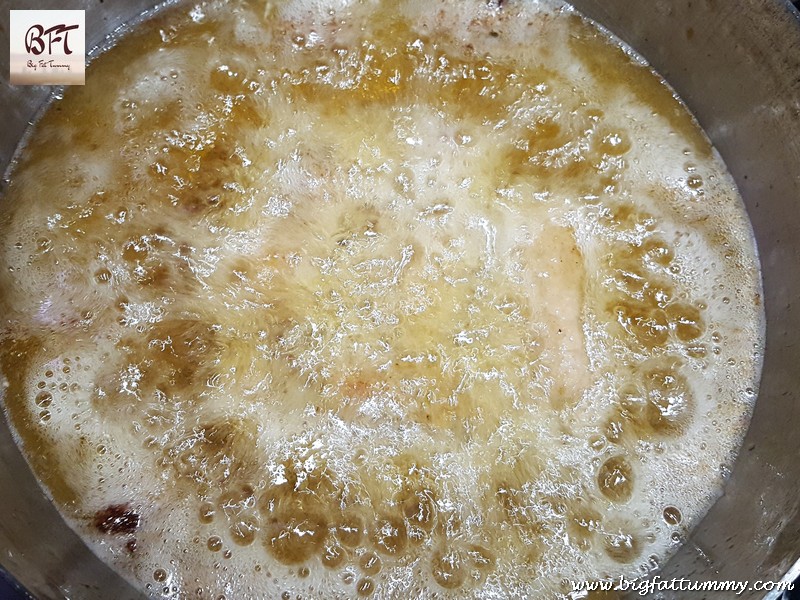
[[1, 1, 792, 591]]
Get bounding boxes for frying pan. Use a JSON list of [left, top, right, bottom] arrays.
[[0, 0, 799, 597]]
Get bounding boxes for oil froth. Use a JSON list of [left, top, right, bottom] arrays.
[[0, 0, 763, 598]]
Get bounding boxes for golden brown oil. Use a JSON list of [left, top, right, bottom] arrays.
[[0, 0, 763, 598]]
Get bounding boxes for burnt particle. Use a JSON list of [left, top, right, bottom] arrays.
[[93, 504, 141, 535]]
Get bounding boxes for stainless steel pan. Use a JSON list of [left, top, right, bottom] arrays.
[[1, 0, 799, 597]]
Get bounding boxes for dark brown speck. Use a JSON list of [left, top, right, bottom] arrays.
[[93, 504, 141, 535]]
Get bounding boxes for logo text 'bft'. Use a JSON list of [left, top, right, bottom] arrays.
[[25, 24, 80, 56]]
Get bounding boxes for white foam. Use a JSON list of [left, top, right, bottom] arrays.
[[0, 0, 763, 598]]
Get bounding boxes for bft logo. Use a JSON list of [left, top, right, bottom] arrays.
[[10, 10, 85, 85], [25, 23, 80, 56]]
